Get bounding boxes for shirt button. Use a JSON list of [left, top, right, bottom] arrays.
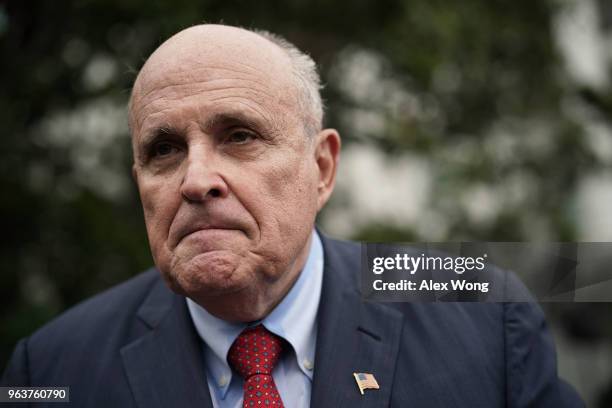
[[303, 359, 314, 370], [218, 375, 229, 387]]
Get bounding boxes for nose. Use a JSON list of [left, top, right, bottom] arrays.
[[180, 148, 229, 203]]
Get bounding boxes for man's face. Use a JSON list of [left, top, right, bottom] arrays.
[[130, 26, 338, 321]]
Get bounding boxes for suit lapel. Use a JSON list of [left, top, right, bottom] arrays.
[[311, 238, 404, 407], [121, 278, 213, 408]]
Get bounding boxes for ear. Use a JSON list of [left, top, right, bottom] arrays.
[[314, 128, 341, 211]]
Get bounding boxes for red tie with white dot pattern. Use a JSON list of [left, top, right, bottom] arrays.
[[228, 325, 285, 408]]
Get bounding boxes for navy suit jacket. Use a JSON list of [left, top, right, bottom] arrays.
[[2, 235, 583, 407]]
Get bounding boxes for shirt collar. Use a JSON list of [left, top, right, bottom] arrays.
[[186, 229, 324, 398]]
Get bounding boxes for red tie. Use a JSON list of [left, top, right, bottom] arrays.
[[228, 325, 285, 408]]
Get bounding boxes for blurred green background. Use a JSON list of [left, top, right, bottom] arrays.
[[1, 0, 612, 405]]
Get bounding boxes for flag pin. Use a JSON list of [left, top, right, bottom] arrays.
[[353, 372, 380, 395]]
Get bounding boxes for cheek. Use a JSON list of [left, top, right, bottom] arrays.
[[138, 175, 180, 245], [259, 155, 319, 229]]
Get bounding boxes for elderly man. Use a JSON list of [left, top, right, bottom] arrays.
[[2, 25, 582, 407]]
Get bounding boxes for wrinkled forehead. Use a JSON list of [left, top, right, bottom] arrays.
[[130, 26, 298, 127]]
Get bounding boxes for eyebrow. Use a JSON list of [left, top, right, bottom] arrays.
[[202, 111, 268, 134], [138, 125, 177, 149], [139, 110, 274, 146]]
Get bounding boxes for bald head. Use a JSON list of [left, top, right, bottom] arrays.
[[129, 24, 323, 137]]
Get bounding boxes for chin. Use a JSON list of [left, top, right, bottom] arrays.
[[165, 251, 253, 298]]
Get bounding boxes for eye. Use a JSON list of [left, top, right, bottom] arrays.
[[226, 129, 256, 144], [151, 141, 179, 157]]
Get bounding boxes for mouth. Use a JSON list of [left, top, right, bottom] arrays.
[[177, 225, 241, 246]]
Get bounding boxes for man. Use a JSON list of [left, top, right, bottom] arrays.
[[2, 24, 583, 407]]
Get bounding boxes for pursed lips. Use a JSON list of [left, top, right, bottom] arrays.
[[174, 222, 240, 246]]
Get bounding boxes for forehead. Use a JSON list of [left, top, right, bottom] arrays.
[[130, 27, 300, 134]]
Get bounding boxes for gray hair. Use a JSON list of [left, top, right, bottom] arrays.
[[253, 29, 324, 137]]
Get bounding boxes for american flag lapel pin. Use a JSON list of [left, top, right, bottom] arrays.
[[353, 372, 380, 395]]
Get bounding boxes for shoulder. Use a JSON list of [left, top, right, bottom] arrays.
[[320, 233, 506, 336], [320, 233, 582, 406], [11, 269, 165, 384], [29, 268, 160, 345], [2, 268, 166, 387]]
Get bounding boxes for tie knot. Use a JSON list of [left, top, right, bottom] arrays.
[[228, 325, 284, 379]]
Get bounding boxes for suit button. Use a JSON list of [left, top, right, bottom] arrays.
[[303, 359, 314, 370], [218, 375, 229, 387]]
